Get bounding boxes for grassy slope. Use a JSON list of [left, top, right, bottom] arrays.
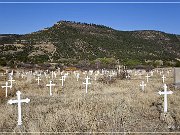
[[0, 68, 180, 132]]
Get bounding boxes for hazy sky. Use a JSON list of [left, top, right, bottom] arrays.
[[0, 0, 180, 34]]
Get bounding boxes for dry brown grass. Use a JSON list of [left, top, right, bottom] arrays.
[[0, 68, 180, 134]]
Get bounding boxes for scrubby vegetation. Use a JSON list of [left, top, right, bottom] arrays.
[[0, 68, 179, 133], [0, 21, 180, 67]]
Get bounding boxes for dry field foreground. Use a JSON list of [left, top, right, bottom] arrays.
[[0, 68, 180, 134]]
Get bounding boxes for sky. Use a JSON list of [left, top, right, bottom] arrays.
[[0, 0, 180, 34]]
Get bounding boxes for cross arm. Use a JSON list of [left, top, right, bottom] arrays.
[[21, 98, 30, 103], [8, 99, 18, 104]]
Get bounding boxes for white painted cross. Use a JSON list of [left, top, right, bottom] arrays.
[[109, 74, 113, 81], [150, 71, 154, 76], [9, 70, 13, 77], [140, 81, 146, 91], [21, 74, 26, 79], [89, 70, 93, 75], [94, 74, 98, 81], [162, 75, 166, 83], [126, 74, 130, 79], [158, 84, 173, 113], [8, 91, 30, 125], [46, 80, 55, 96], [51, 71, 54, 79], [54, 72, 57, 78], [8, 76, 15, 89], [117, 65, 121, 73], [1, 82, 11, 97], [76, 73, 80, 81], [145, 74, 151, 83], [134, 71, 137, 76], [36, 76, 41, 85], [60, 76, 65, 87], [83, 76, 91, 93], [64, 73, 69, 80]]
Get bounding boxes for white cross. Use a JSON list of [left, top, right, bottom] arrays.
[[134, 71, 137, 76], [1, 82, 11, 97], [8, 91, 30, 125], [46, 80, 55, 96], [117, 65, 121, 73], [8, 76, 15, 89], [158, 84, 173, 113], [64, 73, 69, 79], [126, 74, 130, 79], [60, 76, 65, 87], [9, 70, 13, 77], [145, 74, 151, 83], [21, 74, 25, 79], [83, 76, 91, 93], [51, 71, 54, 79], [94, 74, 98, 81], [76, 73, 80, 81], [54, 72, 57, 78], [140, 81, 146, 91], [162, 75, 166, 83], [109, 74, 113, 81], [89, 70, 93, 75], [58, 68, 61, 74], [150, 71, 154, 76], [36, 76, 41, 85]]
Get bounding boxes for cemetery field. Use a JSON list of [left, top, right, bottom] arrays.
[[0, 68, 180, 133]]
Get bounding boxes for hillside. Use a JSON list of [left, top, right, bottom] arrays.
[[0, 20, 180, 67]]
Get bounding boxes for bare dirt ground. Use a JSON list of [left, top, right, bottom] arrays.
[[0, 68, 180, 134]]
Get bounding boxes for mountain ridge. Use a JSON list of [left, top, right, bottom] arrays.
[[0, 20, 180, 67]]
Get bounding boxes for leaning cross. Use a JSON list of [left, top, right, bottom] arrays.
[[158, 84, 173, 113], [2, 82, 11, 97], [8, 91, 30, 126], [83, 76, 91, 93], [46, 80, 55, 96]]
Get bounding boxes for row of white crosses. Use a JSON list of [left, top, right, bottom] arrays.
[[139, 69, 173, 113], [5, 68, 173, 127], [7, 73, 91, 126]]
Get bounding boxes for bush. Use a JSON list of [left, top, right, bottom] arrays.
[[124, 59, 141, 68]]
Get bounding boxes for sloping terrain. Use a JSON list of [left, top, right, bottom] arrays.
[[0, 21, 180, 66]]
